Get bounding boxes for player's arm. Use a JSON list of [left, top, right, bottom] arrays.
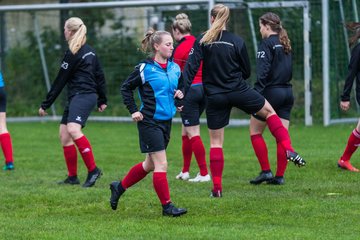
[[183, 37, 203, 95], [94, 56, 107, 110], [121, 64, 144, 115], [40, 52, 76, 111], [237, 40, 251, 80], [254, 41, 273, 94], [341, 44, 360, 102]]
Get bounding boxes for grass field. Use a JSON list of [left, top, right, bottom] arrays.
[[1, 121, 360, 239]]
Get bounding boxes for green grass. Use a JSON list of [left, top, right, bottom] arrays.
[[1, 122, 360, 239]]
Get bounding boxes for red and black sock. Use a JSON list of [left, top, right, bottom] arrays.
[[122, 162, 149, 189], [210, 147, 224, 193], [63, 144, 77, 177], [251, 134, 270, 171], [74, 135, 96, 172], [0, 133, 14, 164], [182, 135, 192, 173], [153, 172, 171, 205], [191, 136, 208, 176], [341, 129, 360, 161]]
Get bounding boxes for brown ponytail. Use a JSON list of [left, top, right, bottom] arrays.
[[345, 22, 360, 48], [279, 28, 291, 54], [260, 12, 292, 54]]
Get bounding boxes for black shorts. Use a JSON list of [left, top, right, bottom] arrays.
[[181, 84, 206, 126], [0, 87, 6, 112], [137, 118, 172, 153], [61, 93, 97, 127], [206, 88, 265, 130], [253, 87, 294, 121]]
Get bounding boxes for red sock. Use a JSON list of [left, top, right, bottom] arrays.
[[122, 162, 149, 189], [153, 172, 171, 205], [74, 135, 96, 172], [341, 129, 360, 161], [0, 133, 14, 164], [266, 115, 294, 152], [191, 136, 208, 176], [276, 143, 288, 177], [251, 134, 270, 171], [63, 145, 77, 177], [182, 135, 192, 173], [210, 147, 224, 192]]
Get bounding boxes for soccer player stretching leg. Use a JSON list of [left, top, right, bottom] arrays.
[[183, 4, 306, 197], [249, 12, 299, 185]]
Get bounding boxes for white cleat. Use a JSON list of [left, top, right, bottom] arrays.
[[188, 173, 211, 182], [175, 171, 190, 180]]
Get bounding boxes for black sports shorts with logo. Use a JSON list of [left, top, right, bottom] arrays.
[[252, 86, 294, 122], [61, 93, 97, 127], [180, 84, 206, 127], [137, 117, 172, 153], [0, 87, 7, 112], [206, 87, 265, 130]]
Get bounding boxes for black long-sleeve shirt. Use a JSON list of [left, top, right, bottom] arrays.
[[41, 44, 107, 110], [341, 42, 360, 104], [183, 30, 251, 95], [254, 34, 292, 94]]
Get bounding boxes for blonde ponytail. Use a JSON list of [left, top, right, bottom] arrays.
[[200, 4, 229, 45], [65, 17, 87, 54]]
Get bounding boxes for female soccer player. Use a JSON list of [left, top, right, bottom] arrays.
[[337, 22, 360, 172], [109, 29, 187, 217], [172, 13, 210, 182], [0, 71, 15, 171], [39, 17, 107, 187], [249, 12, 295, 185], [183, 4, 306, 197]]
